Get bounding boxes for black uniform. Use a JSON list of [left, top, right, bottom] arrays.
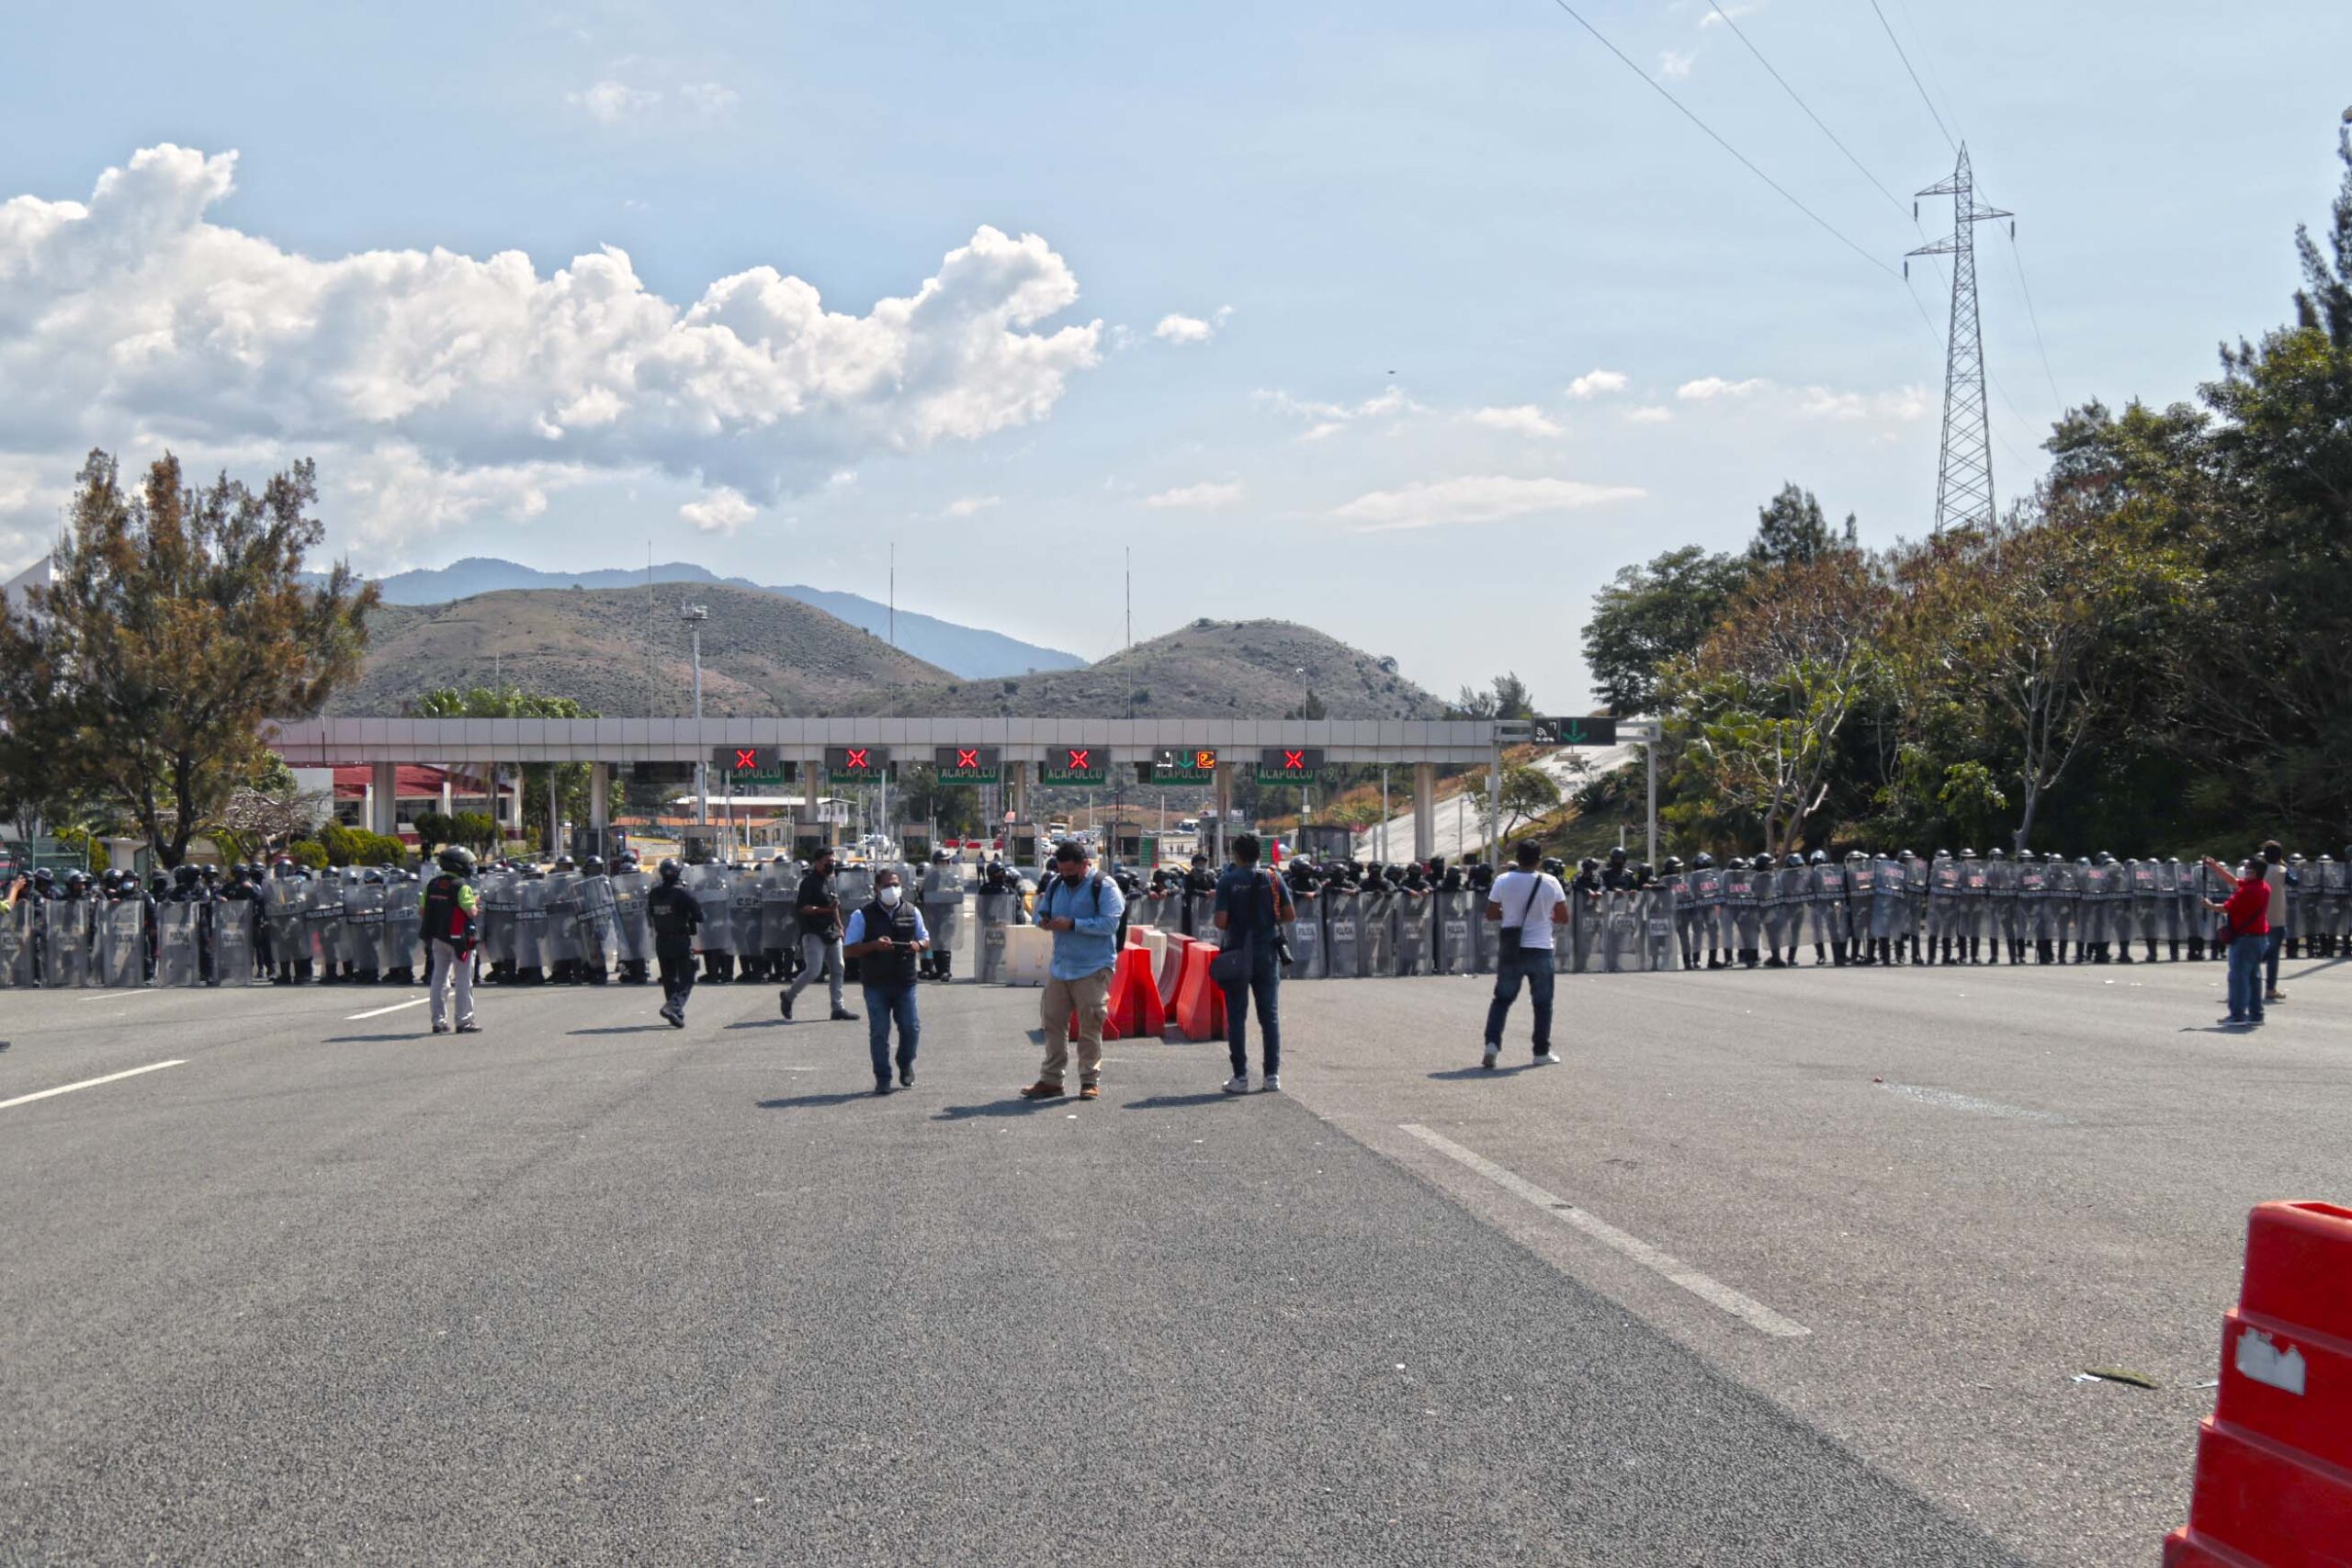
[[647, 880, 704, 1018]]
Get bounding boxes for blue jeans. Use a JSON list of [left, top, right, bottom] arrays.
[[2264, 929, 2284, 995], [864, 983, 920, 1081], [1220, 944, 1282, 1077], [1486, 947, 1556, 1052], [2226, 934, 2267, 1021]]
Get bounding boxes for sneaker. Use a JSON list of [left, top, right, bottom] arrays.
[[831, 1009, 860, 1022], [662, 1008, 684, 1030], [1481, 1044, 1499, 1070], [432, 1022, 451, 1035], [1261, 1073, 1282, 1093], [456, 1021, 481, 1034], [1019, 1080, 1066, 1100], [1532, 1050, 1559, 1066], [899, 1069, 915, 1089], [778, 990, 794, 1020], [1222, 1074, 1251, 1095], [1078, 1083, 1102, 1101], [874, 1080, 894, 1097], [2266, 990, 2287, 1003]]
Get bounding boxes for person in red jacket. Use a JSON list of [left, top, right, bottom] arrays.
[[2202, 855, 2271, 1025]]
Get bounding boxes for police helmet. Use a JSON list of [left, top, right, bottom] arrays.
[[658, 859, 682, 885], [1784, 852, 1804, 868], [66, 870, 90, 892], [149, 871, 171, 895], [2096, 850, 2115, 865], [1662, 856, 1684, 874], [1960, 847, 1978, 860], [1754, 852, 1776, 870], [174, 863, 200, 887], [582, 855, 605, 875], [31, 867, 53, 886], [1541, 858, 1565, 877], [1692, 852, 1714, 869], [1608, 845, 1628, 862], [1578, 857, 1599, 873], [933, 848, 951, 863], [1988, 847, 2005, 860], [438, 846, 477, 876], [553, 855, 576, 873], [361, 868, 384, 885]]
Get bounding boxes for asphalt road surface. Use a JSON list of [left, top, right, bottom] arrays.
[[5, 953, 2339, 1565]]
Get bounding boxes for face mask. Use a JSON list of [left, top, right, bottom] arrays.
[[878, 886, 902, 907]]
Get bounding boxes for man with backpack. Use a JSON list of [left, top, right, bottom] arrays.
[[1481, 840, 1569, 1068], [421, 847, 482, 1036], [782, 846, 857, 1023], [1214, 833, 1294, 1094], [1019, 841, 1126, 1102]]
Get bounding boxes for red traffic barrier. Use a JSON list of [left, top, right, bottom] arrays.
[[2165, 1201, 2352, 1568], [1157, 935, 1193, 1009], [1170, 939, 1227, 1043], [1108, 944, 1166, 1040]]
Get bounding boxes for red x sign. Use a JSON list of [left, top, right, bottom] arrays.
[[956, 748, 979, 770], [845, 748, 870, 771], [1067, 748, 1091, 772], [1283, 750, 1307, 771], [733, 749, 759, 771]]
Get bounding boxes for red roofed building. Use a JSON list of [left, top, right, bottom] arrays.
[[329, 765, 512, 840]]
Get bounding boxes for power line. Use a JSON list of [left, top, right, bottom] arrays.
[[1886, 0, 1970, 146], [1867, 0, 1955, 152], [1541, 0, 1902, 281], [2005, 228, 2064, 408], [1705, 2, 1909, 218]]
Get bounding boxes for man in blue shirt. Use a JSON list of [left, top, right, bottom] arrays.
[[1020, 840, 1126, 1102], [1214, 833, 1293, 1094], [843, 868, 930, 1095]]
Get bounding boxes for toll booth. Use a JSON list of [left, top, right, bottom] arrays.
[[1295, 825, 1355, 863], [792, 822, 832, 861], [1007, 824, 1043, 868], [899, 825, 933, 863], [679, 828, 718, 865]]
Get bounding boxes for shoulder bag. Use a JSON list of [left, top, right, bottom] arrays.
[[1210, 872, 1264, 985]]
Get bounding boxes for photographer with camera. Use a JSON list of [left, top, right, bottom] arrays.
[[1481, 840, 1568, 1070], [1213, 833, 1294, 1095], [843, 867, 930, 1095]]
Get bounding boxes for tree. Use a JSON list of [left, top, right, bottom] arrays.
[[1498, 764, 1561, 836], [1450, 672, 1536, 721], [0, 451, 376, 867], [1747, 482, 1854, 569], [1582, 546, 1750, 714], [410, 685, 596, 846]]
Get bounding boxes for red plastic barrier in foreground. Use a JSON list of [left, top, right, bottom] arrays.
[[1170, 940, 1226, 1043], [2165, 1201, 2352, 1568], [1107, 944, 1165, 1040]]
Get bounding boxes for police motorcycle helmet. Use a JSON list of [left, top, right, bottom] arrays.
[[553, 855, 576, 874], [437, 846, 478, 876], [582, 854, 605, 876], [1691, 852, 1714, 870], [1577, 856, 1600, 874], [1755, 852, 1777, 870], [359, 867, 384, 886], [1662, 856, 1684, 874], [658, 858, 683, 885], [1960, 847, 1978, 860], [1988, 848, 2006, 861], [1784, 852, 1804, 868], [1809, 849, 1828, 864]]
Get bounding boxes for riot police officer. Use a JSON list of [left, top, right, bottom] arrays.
[[647, 859, 703, 1027]]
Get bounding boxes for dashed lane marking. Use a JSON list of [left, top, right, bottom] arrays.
[[345, 997, 430, 1021], [1399, 1123, 1811, 1339], [0, 1059, 187, 1111]]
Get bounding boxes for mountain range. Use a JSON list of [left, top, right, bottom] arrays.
[[358, 557, 1082, 680]]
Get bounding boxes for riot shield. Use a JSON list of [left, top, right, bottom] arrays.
[[574, 875, 618, 973], [380, 889, 420, 976], [1283, 888, 1327, 979], [1646, 885, 1679, 970], [608, 872, 650, 966], [1357, 891, 1398, 978], [729, 873, 763, 963], [479, 873, 518, 969], [690, 865, 734, 956], [214, 899, 260, 986], [343, 882, 388, 973], [0, 897, 24, 987], [918, 869, 963, 967], [96, 899, 145, 988], [512, 877, 548, 973], [835, 866, 875, 910], [1871, 864, 1906, 941], [1136, 892, 1180, 932], [1322, 888, 1363, 979], [39, 900, 90, 988], [1188, 893, 1218, 940], [537, 872, 580, 969], [1394, 892, 1432, 976], [2153, 860, 2180, 944], [1806, 866, 1843, 945], [760, 863, 800, 960], [304, 881, 344, 972], [1962, 864, 1991, 941], [1431, 890, 1474, 976], [154, 901, 202, 987], [975, 890, 1014, 984], [266, 880, 309, 973]]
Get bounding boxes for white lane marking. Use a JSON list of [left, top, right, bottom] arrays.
[[77, 989, 172, 1003], [345, 997, 429, 1021], [1879, 1083, 2070, 1124], [0, 1059, 187, 1111], [1399, 1123, 1811, 1339]]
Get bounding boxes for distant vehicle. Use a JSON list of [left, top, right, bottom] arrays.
[[1046, 822, 1071, 839], [1175, 818, 1200, 834]]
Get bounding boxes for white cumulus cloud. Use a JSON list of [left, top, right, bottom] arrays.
[[1256, 384, 1416, 441], [570, 80, 664, 124], [0, 145, 1102, 561], [1566, 368, 1629, 400], [1657, 50, 1695, 79], [1624, 405, 1673, 423], [1142, 481, 1244, 510], [942, 494, 1001, 517], [1153, 305, 1232, 344], [1331, 476, 1644, 533], [1677, 376, 1770, 400], [680, 486, 757, 536], [1463, 405, 1564, 438]]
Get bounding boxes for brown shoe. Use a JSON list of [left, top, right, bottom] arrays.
[[1078, 1083, 1101, 1100], [1019, 1080, 1066, 1100]]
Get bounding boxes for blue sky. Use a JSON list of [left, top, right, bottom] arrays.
[[1, 0, 2346, 707]]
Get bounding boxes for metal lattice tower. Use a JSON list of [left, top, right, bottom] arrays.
[[1906, 146, 2011, 532]]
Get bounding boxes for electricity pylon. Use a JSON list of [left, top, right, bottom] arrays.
[[1907, 145, 2011, 533]]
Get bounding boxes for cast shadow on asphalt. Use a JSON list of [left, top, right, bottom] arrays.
[[567, 1024, 672, 1036], [931, 1097, 1065, 1122], [1428, 1063, 1541, 1079], [755, 1091, 877, 1111], [1121, 1091, 1245, 1111], [322, 1032, 435, 1043]]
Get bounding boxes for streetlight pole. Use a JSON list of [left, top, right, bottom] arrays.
[[684, 604, 708, 830]]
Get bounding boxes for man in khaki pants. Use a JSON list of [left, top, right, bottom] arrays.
[[1021, 841, 1126, 1102]]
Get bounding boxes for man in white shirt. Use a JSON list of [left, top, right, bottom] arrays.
[[1481, 840, 1570, 1068]]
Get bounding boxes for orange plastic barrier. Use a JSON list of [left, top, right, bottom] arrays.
[[2165, 1201, 2352, 1568], [1157, 935, 1193, 1009], [1107, 944, 1166, 1040], [1170, 940, 1227, 1043]]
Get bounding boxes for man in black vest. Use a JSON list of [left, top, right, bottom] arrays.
[[844, 867, 929, 1095], [647, 859, 704, 1028]]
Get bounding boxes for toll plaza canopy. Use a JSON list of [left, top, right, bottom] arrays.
[[266, 717, 1510, 767]]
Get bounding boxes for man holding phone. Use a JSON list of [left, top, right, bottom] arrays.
[[842, 868, 930, 1094], [1481, 839, 1569, 1069]]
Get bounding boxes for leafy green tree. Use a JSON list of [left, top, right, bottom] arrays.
[[1748, 483, 1855, 569], [410, 685, 596, 847], [1498, 764, 1562, 836], [1583, 547, 1750, 715], [0, 451, 375, 866], [1449, 673, 1537, 722]]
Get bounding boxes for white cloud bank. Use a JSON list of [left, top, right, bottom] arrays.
[[1142, 481, 1244, 510], [1673, 376, 1929, 423], [1331, 476, 1644, 533], [0, 145, 1102, 561], [1153, 306, 1232, 344], [680, 487, 756, 536], [569, 78, 738, 125], [1256, 384, 1415, 441], [1463, 405, 1563, 438], [1567, 368, 1628, 399], [942, 494, 1001, 517]]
